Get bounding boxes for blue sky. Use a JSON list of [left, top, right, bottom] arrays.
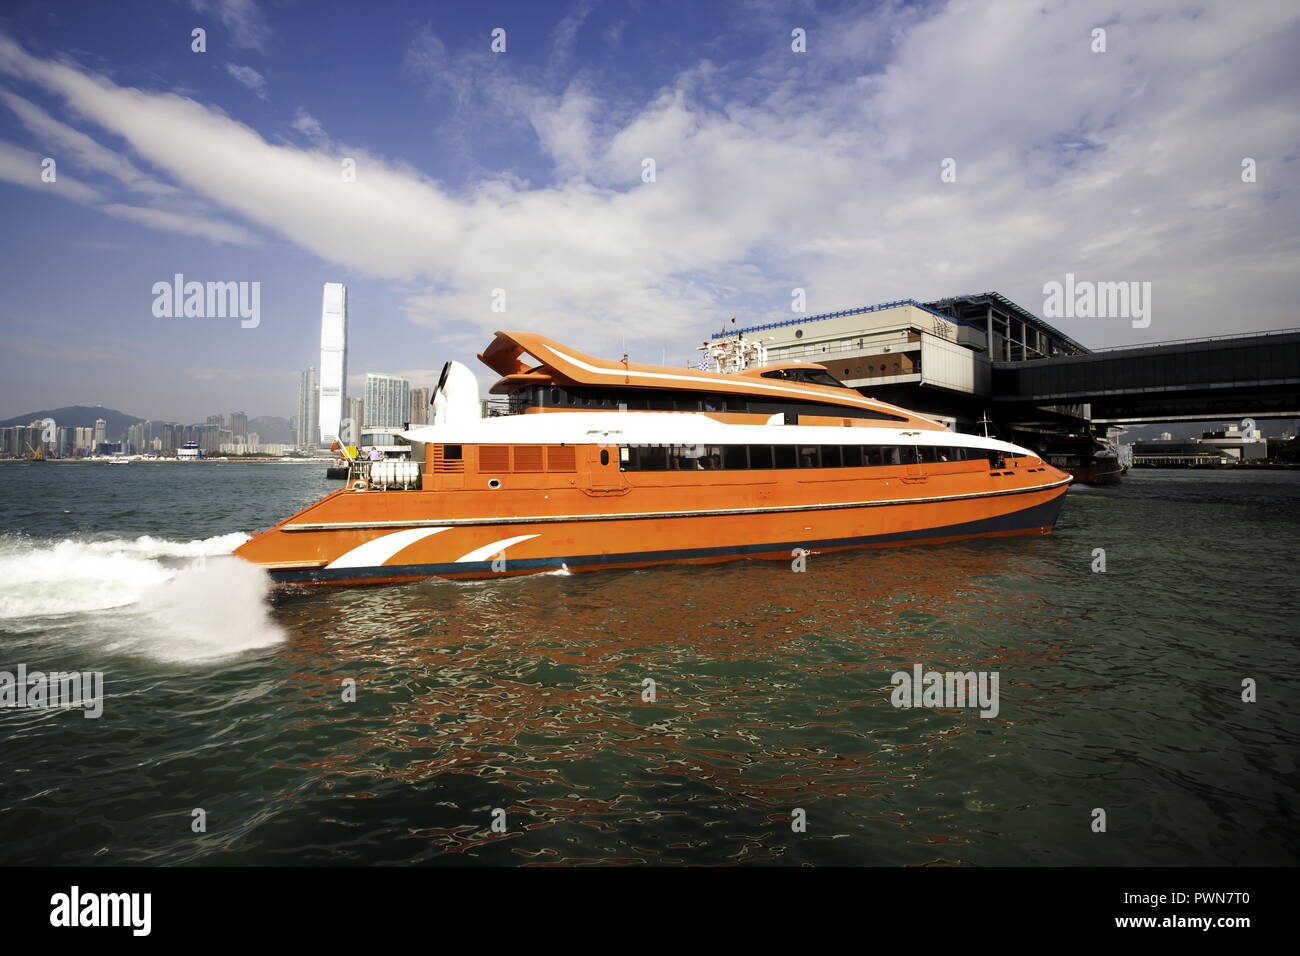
[[1, 0, 1297, 423]]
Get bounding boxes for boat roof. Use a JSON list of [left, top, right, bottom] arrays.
[[402, 411, 1028, 455], [478, 330, 941, 428]]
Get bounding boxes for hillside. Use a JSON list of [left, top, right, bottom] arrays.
[[0, 405, 143, 436]]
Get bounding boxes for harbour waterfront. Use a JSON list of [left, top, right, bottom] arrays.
[[0, 463, 1296, 865]]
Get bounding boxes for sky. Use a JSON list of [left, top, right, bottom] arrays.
[[0, 0, 1297, 424]]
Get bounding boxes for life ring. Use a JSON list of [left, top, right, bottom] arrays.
[[351, 479, 368, 491]]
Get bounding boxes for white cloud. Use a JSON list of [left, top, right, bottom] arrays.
[[2, 0, 1299, 368], [0, 139, 102, 203], [0, 90, 178, 196]]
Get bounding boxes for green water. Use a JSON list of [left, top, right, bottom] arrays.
[[0, 462, 1296, 865]]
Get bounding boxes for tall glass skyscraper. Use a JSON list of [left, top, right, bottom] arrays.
[[318, 283, 348, 444]]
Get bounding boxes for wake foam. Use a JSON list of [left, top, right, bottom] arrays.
[[0, 533, 283, 662]]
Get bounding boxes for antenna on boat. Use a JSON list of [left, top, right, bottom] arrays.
[[978, 410, 994, 438]]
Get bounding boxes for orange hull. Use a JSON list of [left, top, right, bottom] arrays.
[[235, 461, 1071, 585]]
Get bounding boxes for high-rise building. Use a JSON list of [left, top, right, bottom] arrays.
[[196, 423, 221, 454], [296, 366, 320, 449], [346, 396, 365, 443], [318, 282, 348, 444], [408, 387, 431, 426], [229, 411, 248, 442], [364, 373, 410, 428], [93, 418, 106, 447]]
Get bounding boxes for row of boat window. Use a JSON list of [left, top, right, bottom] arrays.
[[619, 444, 1010, 471], [517, 385, 908, 422]]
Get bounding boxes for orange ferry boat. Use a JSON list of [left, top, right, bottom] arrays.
[[234, 331, 1072, 585]]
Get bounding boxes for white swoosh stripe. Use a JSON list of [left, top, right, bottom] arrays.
[[454, 534, 540, 563], [544, 344, 894, 411], [325, 527, 451, 569]]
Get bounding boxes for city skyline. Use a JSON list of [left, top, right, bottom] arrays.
[[1, 2, 1297, 424]]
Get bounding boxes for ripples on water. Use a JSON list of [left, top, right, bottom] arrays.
[[0, 463, 1296, 865]]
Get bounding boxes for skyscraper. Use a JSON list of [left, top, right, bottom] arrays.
[[93, 418, 106, 447], [229, 411, 248, 442], [296, 366, 320, 449], [364, 374, 410, 428], [346, 396, 364, 443], [408, 387, 431, 426], [318, 282, 348, 445]]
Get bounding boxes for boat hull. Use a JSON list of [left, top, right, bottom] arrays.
[[1064, 461, 1124, 485], [236, 478, 1070, 586]]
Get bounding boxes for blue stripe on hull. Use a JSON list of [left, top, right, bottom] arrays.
[[265, 493, 1066, 585]]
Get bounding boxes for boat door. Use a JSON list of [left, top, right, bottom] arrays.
[[582, 444, 630, 496], [900, 443, 928, 483]]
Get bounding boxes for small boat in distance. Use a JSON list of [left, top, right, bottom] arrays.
[[234, 331, 1072, 585], [1041, 433, 1124, 486]]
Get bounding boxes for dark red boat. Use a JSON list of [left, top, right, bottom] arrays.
[[1041, 434, 1124, 486]]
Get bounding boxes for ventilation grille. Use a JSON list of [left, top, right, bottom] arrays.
[[513, 445, 544, 472], [431, 445, 464, 473], [479, 446, 510, 472], [546, 446, 576, 472]]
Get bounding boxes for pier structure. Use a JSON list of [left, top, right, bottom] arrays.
[[710, 293, 1299, 438]]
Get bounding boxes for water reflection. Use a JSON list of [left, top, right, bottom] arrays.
[[263, 540, 1085, 864]]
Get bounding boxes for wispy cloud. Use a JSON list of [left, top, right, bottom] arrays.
[[224, 63, 267, 100], [0, 139, 102, 203], [548, 0, 600, 78], [189, 0, 272, 53], [0, 90, 178, 196], [100, 202, 259, 245]]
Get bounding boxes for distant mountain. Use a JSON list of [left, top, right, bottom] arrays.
[[0, 405, 143, 437], [248, 415, 292, 444]]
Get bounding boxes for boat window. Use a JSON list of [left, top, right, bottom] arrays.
[[759, 368, 847, 389], [919, 446, 941, 464], [600, 449, 610, 466], [773, 444, 797, 469], [443, 445, 462, 460], [899, 446, 920, 465], [820, 445, 843, 467], [748, 445, 774, 469], [669, 444, 706, 469], [638, 445, 669, 470], [548, 388, 560, 405], [723, 445, 748, 469], [841, 445, 864, 467], [798, 446, 820, 468]]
